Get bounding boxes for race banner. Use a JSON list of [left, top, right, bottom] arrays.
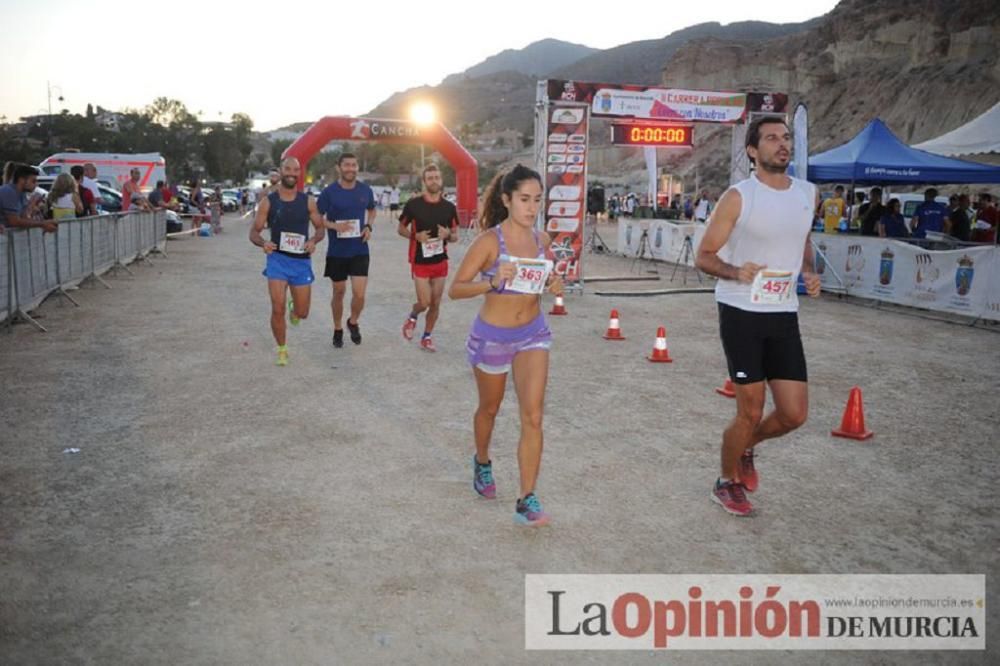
[[811, 234, 1000, 320], [546, 80, 787, 123], [543, 103, 589, 286], [618, 219, 707, 266]]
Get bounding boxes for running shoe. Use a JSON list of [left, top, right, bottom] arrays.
[[276, 346, 289, 367], [332, 329, 344, 348], [420, 336, 437, 353], [711, 479, 753, 517], [402, 317, 417, 341], [740, 449, 759, 493], [347, 319, 362, 345], [473, 456, 496, 499], [514, 493, 550, 527], [287, 298, 300, 326]]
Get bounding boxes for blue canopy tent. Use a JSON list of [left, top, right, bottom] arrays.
[[807, 119, 1000, 184]]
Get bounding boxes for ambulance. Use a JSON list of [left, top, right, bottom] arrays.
[[38, 152, 166, 192]]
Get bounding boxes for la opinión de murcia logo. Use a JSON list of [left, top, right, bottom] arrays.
[[543, 587, 980, 649]]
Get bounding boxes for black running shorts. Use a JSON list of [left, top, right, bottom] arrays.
[[324, 255, 370, 282], [717, 303, 808, 384]]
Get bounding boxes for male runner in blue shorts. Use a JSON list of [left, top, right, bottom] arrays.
[[249, 157, 326, 366]]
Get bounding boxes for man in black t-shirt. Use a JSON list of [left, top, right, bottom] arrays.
[[396, 164, 458, 352], [947, 194, 971, 241], [860, 187, 886, 237]]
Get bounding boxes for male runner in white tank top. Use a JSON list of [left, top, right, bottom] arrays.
[[695, 116, 822, 517]]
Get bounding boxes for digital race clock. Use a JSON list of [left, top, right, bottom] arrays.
[[610, 123, 694, 147]]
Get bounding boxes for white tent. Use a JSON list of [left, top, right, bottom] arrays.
[[912, 101, 1000, 157]]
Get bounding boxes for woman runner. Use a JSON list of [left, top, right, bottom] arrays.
[[448, 165, 563, 527]]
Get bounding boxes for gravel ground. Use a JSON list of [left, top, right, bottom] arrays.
[[1, 214, 997, 664]]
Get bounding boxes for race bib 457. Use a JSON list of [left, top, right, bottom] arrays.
[[751, 270, 794, 305]]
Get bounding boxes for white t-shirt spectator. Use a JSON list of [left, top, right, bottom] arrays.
[[81, 176, 101, 203], [695, 199, 711, 221]]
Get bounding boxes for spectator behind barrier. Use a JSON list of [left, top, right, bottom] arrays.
[[0, 164, 57, 233], [911, 188, 949, 239], [71, 166, 97, 216], [46, 173, 82, 220], [860, 187, 885, 236], [972, 193, 997, 244], [878, 198, 909, 238], [947, 194, 972, 242], [148, 180, 168, 210], [820, 185, 846, 234]]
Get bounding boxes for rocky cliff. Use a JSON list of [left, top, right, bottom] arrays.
[[660, 0, 1000, 188]]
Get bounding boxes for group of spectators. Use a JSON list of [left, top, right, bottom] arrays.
[[818, 185, 998, 244], [0, 161, 106, 231]]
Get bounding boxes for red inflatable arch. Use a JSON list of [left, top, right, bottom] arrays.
[[282, 116, 479, 227]]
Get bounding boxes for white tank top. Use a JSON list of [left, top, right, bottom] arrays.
[[713, 173, 816, 313], [54, 193, 75, 209]]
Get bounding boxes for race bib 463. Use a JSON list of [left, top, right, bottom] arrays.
[[279, 231, 306, 254]]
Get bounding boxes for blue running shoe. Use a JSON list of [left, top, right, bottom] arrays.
[[514, 492, 550, 527], [473, 456, 496, 499]]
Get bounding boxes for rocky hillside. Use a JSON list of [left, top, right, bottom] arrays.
[[442, 39, 597, 85], [661, 0, 1000, 188], [553, 19, 822, 85], [367, 19, 820, 135]]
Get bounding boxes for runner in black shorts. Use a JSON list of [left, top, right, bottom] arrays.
[[695, 116, 821, 517], [317, 153, 376, 348]]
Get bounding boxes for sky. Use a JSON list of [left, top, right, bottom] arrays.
[[1, 0, 839, 132]]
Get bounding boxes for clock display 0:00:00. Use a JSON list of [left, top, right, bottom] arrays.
[[611, 124, 694, 147]]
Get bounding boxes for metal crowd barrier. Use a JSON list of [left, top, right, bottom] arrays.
[[1, 211, 166, 332]]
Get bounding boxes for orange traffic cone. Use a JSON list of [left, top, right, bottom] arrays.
[[832, 386, 874, 440], [647, 327, 673, 362], [603, 309, 625, 340], [715, 378, 736, 398], [549, 295, 568, 316]]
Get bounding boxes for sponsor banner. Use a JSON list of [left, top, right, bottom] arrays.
[[547, 80, 788, 123], [811, 233, 1000, 320], [618, 219, 707, 266], [347, 118, 422, 140], [792, 104, 809, 182], [544, 103, 589, 285], [525, 574, 985, 650]]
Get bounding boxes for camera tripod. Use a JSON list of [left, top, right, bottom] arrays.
[[669, 234, 703, 285], [631, 226, 659, 274], [585, 215, 609, 254]]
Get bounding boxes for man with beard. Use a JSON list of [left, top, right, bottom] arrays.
[[695, 117, 821, 517], [397, 164, 459, 351], [249, 158, 326, 366], [317, 153, 376, 348]]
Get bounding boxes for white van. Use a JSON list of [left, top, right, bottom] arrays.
[[38, 152, 166, 193]]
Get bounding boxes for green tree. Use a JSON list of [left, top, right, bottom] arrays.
[[231, 112, 254, 176], [271, 139, 293, 167]]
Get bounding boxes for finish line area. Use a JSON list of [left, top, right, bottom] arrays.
[[1, 218, 995, 662]]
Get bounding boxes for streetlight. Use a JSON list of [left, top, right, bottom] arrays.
[[409, 101, 436, 168], [47, 81, 65, 147]]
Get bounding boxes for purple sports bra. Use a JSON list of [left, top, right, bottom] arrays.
[[480, 225, 546, 287]]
